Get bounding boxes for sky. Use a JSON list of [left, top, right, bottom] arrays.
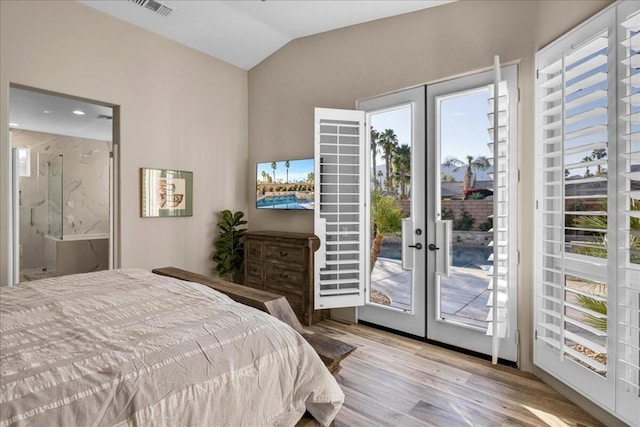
[[370, 105, 412, 153], [257, 158, 313, 183], [439, 89, 493, 164]]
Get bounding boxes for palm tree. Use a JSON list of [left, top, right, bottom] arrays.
[[379, 129, 398, 195], [393, 144, 411, 199], [377, 170, 384, 188], [441, 173, 455, 182], [443, 155, 490, 196], [582, 155, 593, 177], [591, 148, 607, 176], [370, 189, 403, 272], [370, 128, 381, 189], [261, 170, 267, 184], [271, 161, 277, 183], [284, 160, 290, 183]]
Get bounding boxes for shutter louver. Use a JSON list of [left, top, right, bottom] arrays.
[[617, 5, 640, 422], [486, 57, 510, 364], [314, 108, 366, 309]]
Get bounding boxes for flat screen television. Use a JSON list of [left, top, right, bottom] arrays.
[[256, 158, 314, 210]]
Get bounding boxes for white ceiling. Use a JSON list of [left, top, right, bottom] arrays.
[[80, 0, 455, 70], [10, 88, 113, 141]]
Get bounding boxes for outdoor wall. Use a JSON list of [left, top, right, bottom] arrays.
[[247, 1, 619, 424], [442, 200, 493, 232], [0, 0, 248, 283]]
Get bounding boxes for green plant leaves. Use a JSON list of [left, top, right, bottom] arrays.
[[575, 294, 607, 332], [212, 209, 247, 282]]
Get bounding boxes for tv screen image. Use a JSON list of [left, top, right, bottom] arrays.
[[256, 158, 314, 210]]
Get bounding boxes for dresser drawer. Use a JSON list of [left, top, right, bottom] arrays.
[[244, 231, 321, 326], [246, 240, 263, 258], [265, 264, 305, 291], [245, 261, 263, 281], [264, 243, 306, 265]]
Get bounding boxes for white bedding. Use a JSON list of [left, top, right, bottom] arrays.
[[0, 269, 344, 426]]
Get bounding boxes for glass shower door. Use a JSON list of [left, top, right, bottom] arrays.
[[23, 153, 63, 275], [48, 155, 63, 240]]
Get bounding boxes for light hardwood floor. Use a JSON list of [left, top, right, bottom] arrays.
[[308, 320, 604, 427]]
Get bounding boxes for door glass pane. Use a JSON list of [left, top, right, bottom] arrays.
[[438, 88, 492, 329], [368, 105, 412, 311]]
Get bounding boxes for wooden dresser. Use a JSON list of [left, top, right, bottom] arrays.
[[244, 230, 328, 326]]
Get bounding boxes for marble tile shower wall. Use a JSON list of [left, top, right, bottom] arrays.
[[12, 130, 110, 270]]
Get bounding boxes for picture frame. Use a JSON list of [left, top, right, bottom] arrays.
[[140, 167, 193, 217]]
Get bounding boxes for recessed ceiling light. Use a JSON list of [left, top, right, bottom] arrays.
[[9, 122, 19, 127], [43, 110, 51, 114], [72, 110, 85, 115]]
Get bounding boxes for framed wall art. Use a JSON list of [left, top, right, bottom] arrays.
[[140, 167, 193, 217]]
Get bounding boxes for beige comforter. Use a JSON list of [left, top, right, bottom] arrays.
[[0, 269, 344, 426]]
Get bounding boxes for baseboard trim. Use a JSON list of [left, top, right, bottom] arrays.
[[357, 319, 517, 368]]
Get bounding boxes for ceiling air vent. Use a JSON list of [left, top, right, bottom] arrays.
[[128, 0, 174, 17], [97, 115, 113, 120]]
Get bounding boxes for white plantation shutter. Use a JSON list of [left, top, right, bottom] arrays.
[[314, 108, 366, 309], [486, 57, 511, 364], [536, 2, 640, 424], [536, 9, 614, 408], [617, 3, 640, 422]]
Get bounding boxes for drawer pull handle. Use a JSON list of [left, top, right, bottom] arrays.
[[279, 251, 288, 257]]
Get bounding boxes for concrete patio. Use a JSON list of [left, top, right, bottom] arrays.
[[370, 257, 490, 328]]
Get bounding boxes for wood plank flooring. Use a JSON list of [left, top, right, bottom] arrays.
[[307, 320, 604, 427]]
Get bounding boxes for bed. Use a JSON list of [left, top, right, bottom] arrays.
[[0, 269, 344, 426]]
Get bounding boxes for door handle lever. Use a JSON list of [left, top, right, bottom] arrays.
[[428, 243, 439, 251], [408, 243, 422, 250]]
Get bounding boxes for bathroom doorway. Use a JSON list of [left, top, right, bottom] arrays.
[[10, 86, 118, 282]]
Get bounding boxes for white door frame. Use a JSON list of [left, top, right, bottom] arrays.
[[426, 66, 518, 362], [357, 86, 427, 338], [4, 85, 120, 284]]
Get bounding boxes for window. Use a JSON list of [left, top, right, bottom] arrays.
[[16, 148, 30, 177], [535, 1, 639, 424]]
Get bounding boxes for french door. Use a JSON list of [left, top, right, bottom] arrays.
[[356, 87, 427, 337], [316, 66, 518, 362], [426, 66, 518, 362]]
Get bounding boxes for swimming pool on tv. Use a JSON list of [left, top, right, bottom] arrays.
[[256, 194, 313, 210]]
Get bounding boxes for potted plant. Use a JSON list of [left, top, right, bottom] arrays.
[[212, 210, 247, 283]]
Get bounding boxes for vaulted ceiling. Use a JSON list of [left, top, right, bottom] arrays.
[[80, 0, 455, 70]]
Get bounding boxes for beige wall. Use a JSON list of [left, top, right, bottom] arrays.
[[247, 0, 617, 422], [0, 1, 248, 283]]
